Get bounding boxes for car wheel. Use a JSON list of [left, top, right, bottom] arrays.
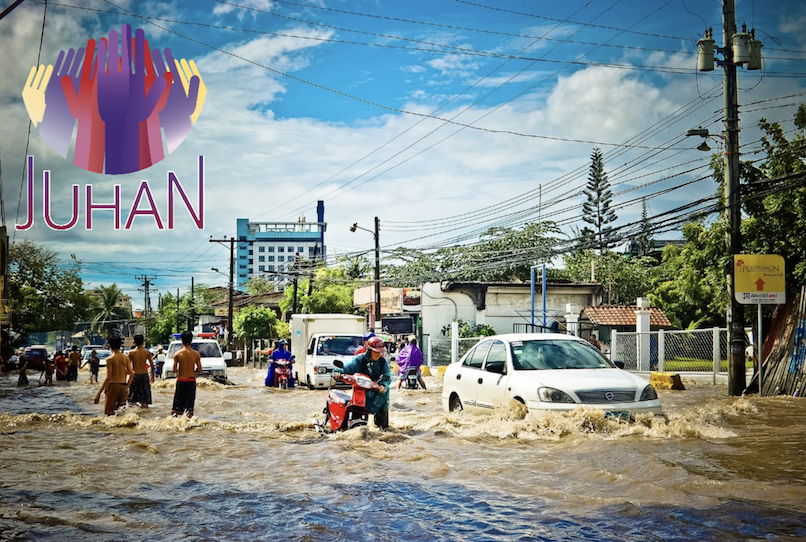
[[449, 394, 463, 412]]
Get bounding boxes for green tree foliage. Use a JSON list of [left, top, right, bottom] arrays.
[[7, 240, 89, 344], [582, 148, 618, 251], [634, 198, 655, 257], [384, 222, 562, 285], [245, 275, 276, 295], [441, 319, 497, 338], [280, 265, 359, 316], [561, 250, 657, 305], [89, 284, 129, 338], [647, 222, 727, 329], [233, 305, 278, 342], [741, 104, 806, 295], [148, 292, 182, 345]]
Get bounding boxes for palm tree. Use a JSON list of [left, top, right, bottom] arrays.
[[90, 284, 129, 339]]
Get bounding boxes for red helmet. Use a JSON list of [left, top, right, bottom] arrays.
[[366, 336, 385, 353]]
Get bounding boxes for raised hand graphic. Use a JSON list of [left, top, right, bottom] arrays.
[[96, 25, 167, 174], [152, 47, 200, 154], [39, 47, 84, 159], [134, 38, 173, 171], [22, 64, 53, 127], [62, 39, 106, 173]]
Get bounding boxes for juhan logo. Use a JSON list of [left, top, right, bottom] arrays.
[[22, 24, 206, 175]]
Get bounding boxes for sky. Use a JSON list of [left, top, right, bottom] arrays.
[[1, 0, 805, 311]]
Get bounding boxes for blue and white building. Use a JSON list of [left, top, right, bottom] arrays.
[[236, 201, 326, 290]]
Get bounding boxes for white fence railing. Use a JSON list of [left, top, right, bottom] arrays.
[[611, 328, 730, 377]]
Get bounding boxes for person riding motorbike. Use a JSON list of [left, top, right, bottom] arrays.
[[332, 336, 390, 430], [395, 337, 427, 390], [265, 339, 295, 387]]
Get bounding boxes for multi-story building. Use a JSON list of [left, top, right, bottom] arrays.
[[236, 201, 326, 290]]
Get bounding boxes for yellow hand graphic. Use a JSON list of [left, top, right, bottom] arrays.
[[175, 58, 206, 125], [22, 64, 53, 127]]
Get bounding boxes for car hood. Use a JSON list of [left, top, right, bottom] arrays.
[[515, 368, 648, 391]]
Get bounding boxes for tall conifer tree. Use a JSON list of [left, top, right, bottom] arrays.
[[582, 148, 618, 251]]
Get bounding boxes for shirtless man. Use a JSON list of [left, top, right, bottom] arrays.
[[171, 331, 202, 418], [94, 337, 134, 416], [67, 347, 81, 381], [127, 334, 154, 409]]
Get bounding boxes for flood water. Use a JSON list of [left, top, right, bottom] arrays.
[[0, 366, 804, 541]]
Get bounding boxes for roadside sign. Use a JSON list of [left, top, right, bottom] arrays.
[[734, 254, 785, 305]]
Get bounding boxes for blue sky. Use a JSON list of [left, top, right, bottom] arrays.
[[1, 0, 805, 310]]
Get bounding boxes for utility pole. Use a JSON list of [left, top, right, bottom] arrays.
[[209, 237, 236, 350], [189, 276, 195, 332], [136, 275, 157, 317], [723, 0, 746, 396], [374, 216, 381, 330]]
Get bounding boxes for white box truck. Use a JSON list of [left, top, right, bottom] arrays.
[[290, 314, 367, 389]]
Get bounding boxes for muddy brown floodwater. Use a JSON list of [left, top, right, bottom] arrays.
[[0, 366, 804, 541]]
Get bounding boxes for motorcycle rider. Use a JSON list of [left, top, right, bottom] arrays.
[[396, 337, 427, 390], [332, 336, 391, 430], [350, 332, 375, 356], [265, 339, 295, 387]]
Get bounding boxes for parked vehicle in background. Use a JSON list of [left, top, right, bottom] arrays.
[[162, 336, 230, 379], [442, 333, 662, 419], [289, 314, 367, 390], [83, 349, 113, 367], [23, 346, 50, 371], [81, 344, 105, 360]]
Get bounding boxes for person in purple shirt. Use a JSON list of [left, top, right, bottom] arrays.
[[395, 337, 427, 390]]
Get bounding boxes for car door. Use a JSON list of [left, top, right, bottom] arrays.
[[475, 340, 510, 410], [451, 340, 492, 413]]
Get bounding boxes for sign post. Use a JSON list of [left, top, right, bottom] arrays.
[[734, 254, 786, 394]]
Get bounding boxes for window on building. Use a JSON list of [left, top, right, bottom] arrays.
[[287, 246, 294, 252], [278, 246, 284, 253], [248, 249, 253, 255], [258, 246, 265, 252], [259, 265, 265, 272], [278, 256, 285, 262], [248, 259, 253, 266], [239, 254, 246, 259], [239, 274, 247, 278], [239, 264, 247, 269], [268, 256, 275, 262], [288, 255, 294, 263], [298, 246, 304, 253], [309, 247, 315, 255], [279, 265, 285, 272], [268, 265, 275, 272], [268, 246, 275, 253], [259, 256, 265, 262]]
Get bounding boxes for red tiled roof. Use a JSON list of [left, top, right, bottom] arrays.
[[582, 306, 673, 327]]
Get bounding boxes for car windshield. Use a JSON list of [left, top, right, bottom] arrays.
[[510, 339, 613, 370], [317, 336, 362, 356], [25, 349, 48, 359], [167, 342, 222, 358]]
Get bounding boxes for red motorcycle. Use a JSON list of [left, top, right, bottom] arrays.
[[314, 360, 380, 432], [273, 358, 294, 390]]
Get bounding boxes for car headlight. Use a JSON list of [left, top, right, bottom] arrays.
[[640, 384, 658, 401], [537, 387, 576, 403], [317, 366, 328, 375]]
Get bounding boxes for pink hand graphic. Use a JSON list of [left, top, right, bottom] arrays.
[[62, 39, 106, 173], [39, 47, 84, 159]]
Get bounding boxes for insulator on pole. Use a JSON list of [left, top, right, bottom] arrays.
[[747, 30, 763, 70], [733, 24, 751, 65], [697, 28, 715, 71]]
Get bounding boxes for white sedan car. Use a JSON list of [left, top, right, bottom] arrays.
[[442, 333, 662, 419]]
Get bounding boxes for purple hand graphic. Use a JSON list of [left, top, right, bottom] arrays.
[[39, 47, 84, 159], [96, 25, 167, 175], [152, 47, 200, 154]]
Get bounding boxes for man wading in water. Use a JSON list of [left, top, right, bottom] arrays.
[[95, 337, 134, 416], [171, 331, 202, 418], [127, 334, 155, 409]]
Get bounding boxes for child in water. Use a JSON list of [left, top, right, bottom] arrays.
[[17, 358, 28, 387]]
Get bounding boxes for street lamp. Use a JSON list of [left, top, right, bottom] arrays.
[[351, 218, 381, 331]]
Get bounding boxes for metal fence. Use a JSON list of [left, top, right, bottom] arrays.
[[611, 327, 730, 375]]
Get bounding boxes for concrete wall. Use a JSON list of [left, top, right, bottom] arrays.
[[420, 282, 602, 339]]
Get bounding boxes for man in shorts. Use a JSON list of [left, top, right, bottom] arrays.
[[94, 337, 134, 416], [171, 330, 202, 418], [127, 334, 155, 408], [67, 347, 81, 381]]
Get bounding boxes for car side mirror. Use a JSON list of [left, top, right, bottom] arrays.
[[224, 352, 233, 361], [614, 360, 625, 369], [333, 360, 344, 369]]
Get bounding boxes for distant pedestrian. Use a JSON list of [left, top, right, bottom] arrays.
[[54, 351, 68, 381], [81, 350, 100, 384], [67, 347, 81, 381], [94, 337, 134, 416], [171, 331, 202, 418], [127, 334, 154, 409], [44, 356, 55, 386], [17, 358, 28, 387]]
